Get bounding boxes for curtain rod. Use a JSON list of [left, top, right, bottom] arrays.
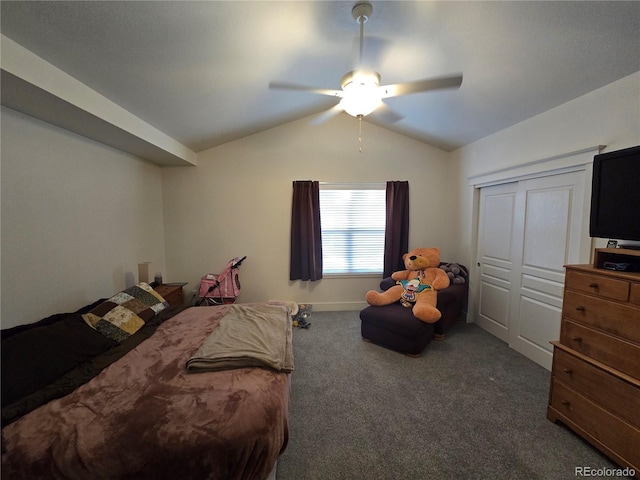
[[319, 182, 386, 186]]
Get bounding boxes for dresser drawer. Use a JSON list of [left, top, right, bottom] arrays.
[[561, 320, 640, 378], [565, 270, 630, 301], [631, 283, 640, 306], [563, 290, 640, 344], [549, 380, 640, 471], [552, 347, 640, 427]]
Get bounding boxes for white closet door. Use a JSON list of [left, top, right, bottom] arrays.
[[476, 183, 518, 342], [508, 171, 586, 370], [475, 170, 587, 369]]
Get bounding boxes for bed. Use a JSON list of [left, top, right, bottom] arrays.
[[1, 283, 293, 480]]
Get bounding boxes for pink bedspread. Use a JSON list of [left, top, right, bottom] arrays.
[[1, 306, 290, 480]]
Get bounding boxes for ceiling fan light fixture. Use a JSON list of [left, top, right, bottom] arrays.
[[339, 70, 382, 117], [340, 86, 381, 117]]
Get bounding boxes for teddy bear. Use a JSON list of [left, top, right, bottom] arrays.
[[365, 247, 450, 323]]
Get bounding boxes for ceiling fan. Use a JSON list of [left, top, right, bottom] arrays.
[[269, 2, 463, 125]]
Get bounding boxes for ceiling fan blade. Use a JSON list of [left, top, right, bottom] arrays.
[[310, 103, 344, 125], [369, 102, 403, 124], [379, 74, 463, 98], [269, 81, 343, 98]]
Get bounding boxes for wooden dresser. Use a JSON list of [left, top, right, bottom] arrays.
[[548, 249, 640, 474]]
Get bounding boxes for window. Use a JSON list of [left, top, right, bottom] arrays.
[[319, 183, 385, 275]]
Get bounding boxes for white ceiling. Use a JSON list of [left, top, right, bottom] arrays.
[[1, 1, 639, 155]]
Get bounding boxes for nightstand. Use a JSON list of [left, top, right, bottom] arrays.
[[154, 283, 187, 308]]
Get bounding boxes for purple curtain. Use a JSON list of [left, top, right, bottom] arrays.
[[384, 181, 410, 277], [290, 181, 323, 281]]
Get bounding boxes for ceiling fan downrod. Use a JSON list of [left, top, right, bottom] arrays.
[[353, 2, 373, 153], [352, 2, 372, 65]]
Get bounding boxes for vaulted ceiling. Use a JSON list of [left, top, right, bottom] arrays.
[[2, 1, 639, 162]]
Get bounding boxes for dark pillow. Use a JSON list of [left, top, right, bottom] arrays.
[[1, 312, 70, 342], [1, 313, 116, 407], [0, 299, 106, 342]]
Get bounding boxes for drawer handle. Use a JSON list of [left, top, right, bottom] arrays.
[[560, 400, 570, 407], [588, 282, 599, 289], [562, 368, 572, 374], [571, 336, 582, 342], [575, 306, 586, 312]]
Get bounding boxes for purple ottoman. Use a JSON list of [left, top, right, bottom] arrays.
[[359, 304, 434, 356]]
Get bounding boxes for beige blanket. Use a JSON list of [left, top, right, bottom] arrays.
[[186, 303, 294, 373]]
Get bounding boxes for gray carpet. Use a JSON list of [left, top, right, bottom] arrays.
[[276, 311, 627, 480]]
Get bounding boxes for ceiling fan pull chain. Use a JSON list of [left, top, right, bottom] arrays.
[[358, 115, 363, 153]]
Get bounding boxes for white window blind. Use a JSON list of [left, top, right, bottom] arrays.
[[319, 183, 385, 275]]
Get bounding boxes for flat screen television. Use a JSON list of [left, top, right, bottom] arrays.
[[589, 145, 640, 244]]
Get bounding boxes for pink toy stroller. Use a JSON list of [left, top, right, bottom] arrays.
[[196, 256, 247, 306]]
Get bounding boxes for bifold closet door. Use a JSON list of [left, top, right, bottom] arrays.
[[476, 171, 586, 369], [476, 182, 518, 343]]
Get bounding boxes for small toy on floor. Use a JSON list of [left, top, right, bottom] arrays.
[[293, 304, 312, 329], [293, 317, 311, 329]]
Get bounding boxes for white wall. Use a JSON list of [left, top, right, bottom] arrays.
[[450, 71, 640, 317], [5, 70, 635, 325], [1, 107, 167, 328], [162, 113, 456, 310]]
